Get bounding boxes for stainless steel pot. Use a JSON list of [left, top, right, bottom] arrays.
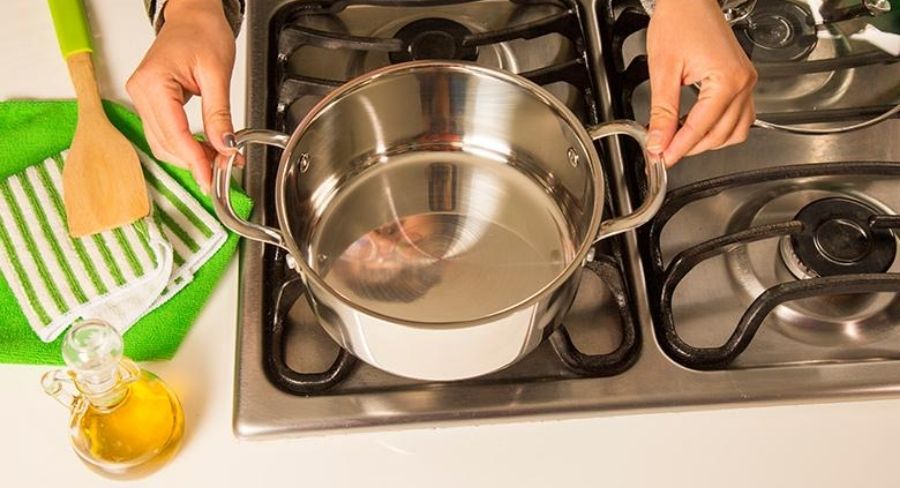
[[213, 61, 666, 381]]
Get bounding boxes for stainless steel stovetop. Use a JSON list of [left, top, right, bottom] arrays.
[[234, 0, 900, 438]]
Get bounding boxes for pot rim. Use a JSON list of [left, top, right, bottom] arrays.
[[274, 60, 606, 330]]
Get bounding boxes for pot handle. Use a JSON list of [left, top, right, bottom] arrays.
[[589, 120, 667, 242], [213, 128, 291, 250]]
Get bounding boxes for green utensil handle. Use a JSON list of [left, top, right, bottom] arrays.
[[48, 0, 93, 58]]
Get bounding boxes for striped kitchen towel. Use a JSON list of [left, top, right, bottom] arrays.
[[0, 148, 226, 342]]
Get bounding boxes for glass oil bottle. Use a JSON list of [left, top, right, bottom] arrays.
[[42, 319, 184, 478]]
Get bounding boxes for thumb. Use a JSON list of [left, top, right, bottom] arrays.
[[647, 61, 682, 160], [199, 69, 235, 155]]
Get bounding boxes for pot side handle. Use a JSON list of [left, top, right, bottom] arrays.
[[589, 120, 668, 242], [213, 129, 291, 250]]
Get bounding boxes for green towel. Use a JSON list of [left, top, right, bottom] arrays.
[[0, 100, 253, 365]]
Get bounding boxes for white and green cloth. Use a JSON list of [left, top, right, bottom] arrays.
[[0, 148, 226, 342]]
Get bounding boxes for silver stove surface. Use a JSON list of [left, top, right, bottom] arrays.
[[235, 0, 900, 438]]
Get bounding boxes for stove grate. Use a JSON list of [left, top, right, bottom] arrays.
[[645, 162, 900, 370]]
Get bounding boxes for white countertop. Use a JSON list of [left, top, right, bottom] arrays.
[[3, 2, 900, 486]]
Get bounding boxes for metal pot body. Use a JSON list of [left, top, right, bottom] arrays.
[[214, 61, 665, 381], [304, 263, 582, 379]]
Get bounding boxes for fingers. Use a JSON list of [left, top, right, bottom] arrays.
[[143, 128, 179, 166], [725, 98, 755, 147], [128, 73, 214, 192], [647, 56, 682, 156], [661, 77, 734, 166], [145, 113, 216, 192], [194, 143, 216, 190], [198, 68, 235, 155], [684, 91, 748, 157]]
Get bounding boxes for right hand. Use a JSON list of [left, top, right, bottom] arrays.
[[126, 0, 237, 192], [645, 0, 757, 167]]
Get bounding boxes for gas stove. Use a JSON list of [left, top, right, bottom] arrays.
[[235, 0, 900, 438]]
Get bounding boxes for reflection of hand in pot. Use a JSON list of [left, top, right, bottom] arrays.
[[329, 215, 446, 303]]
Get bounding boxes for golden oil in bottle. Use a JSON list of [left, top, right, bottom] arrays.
[[43, 320, 184, 478], [71, 369, 184, 478]]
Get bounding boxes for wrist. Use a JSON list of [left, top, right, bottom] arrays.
[[157, 0, 244, 37], [163, 0, 224, 19]]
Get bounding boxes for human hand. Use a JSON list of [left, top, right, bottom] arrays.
[[126, 0, 236, 192], [645, 0, 758, 166]]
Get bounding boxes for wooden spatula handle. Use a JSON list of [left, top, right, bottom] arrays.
[[65, 52, 104, 115], [48, 0, 103, 114]]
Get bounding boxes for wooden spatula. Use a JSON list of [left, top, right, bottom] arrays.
[[48, 0, 150, 237]]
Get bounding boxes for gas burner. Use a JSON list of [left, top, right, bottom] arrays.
[[648, 163, 900, 367], [389, 18, 479, 64], [783, 197, 897, 279], [720, 188, 900, 348], [736, 0, 818, 63]]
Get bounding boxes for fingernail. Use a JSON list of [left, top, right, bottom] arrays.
[[646, 130, 663, 153], [223, 133, 236, 150]]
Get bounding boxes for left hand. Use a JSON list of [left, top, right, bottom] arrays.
[[127, 0, 237, 192], [645, 0, 758, 166]]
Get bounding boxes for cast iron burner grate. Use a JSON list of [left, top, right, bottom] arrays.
[[273, 1, 593, 128], [643, 162, 900, 370], [263, 252, 640, 394], [260, 0, 640, 395]]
